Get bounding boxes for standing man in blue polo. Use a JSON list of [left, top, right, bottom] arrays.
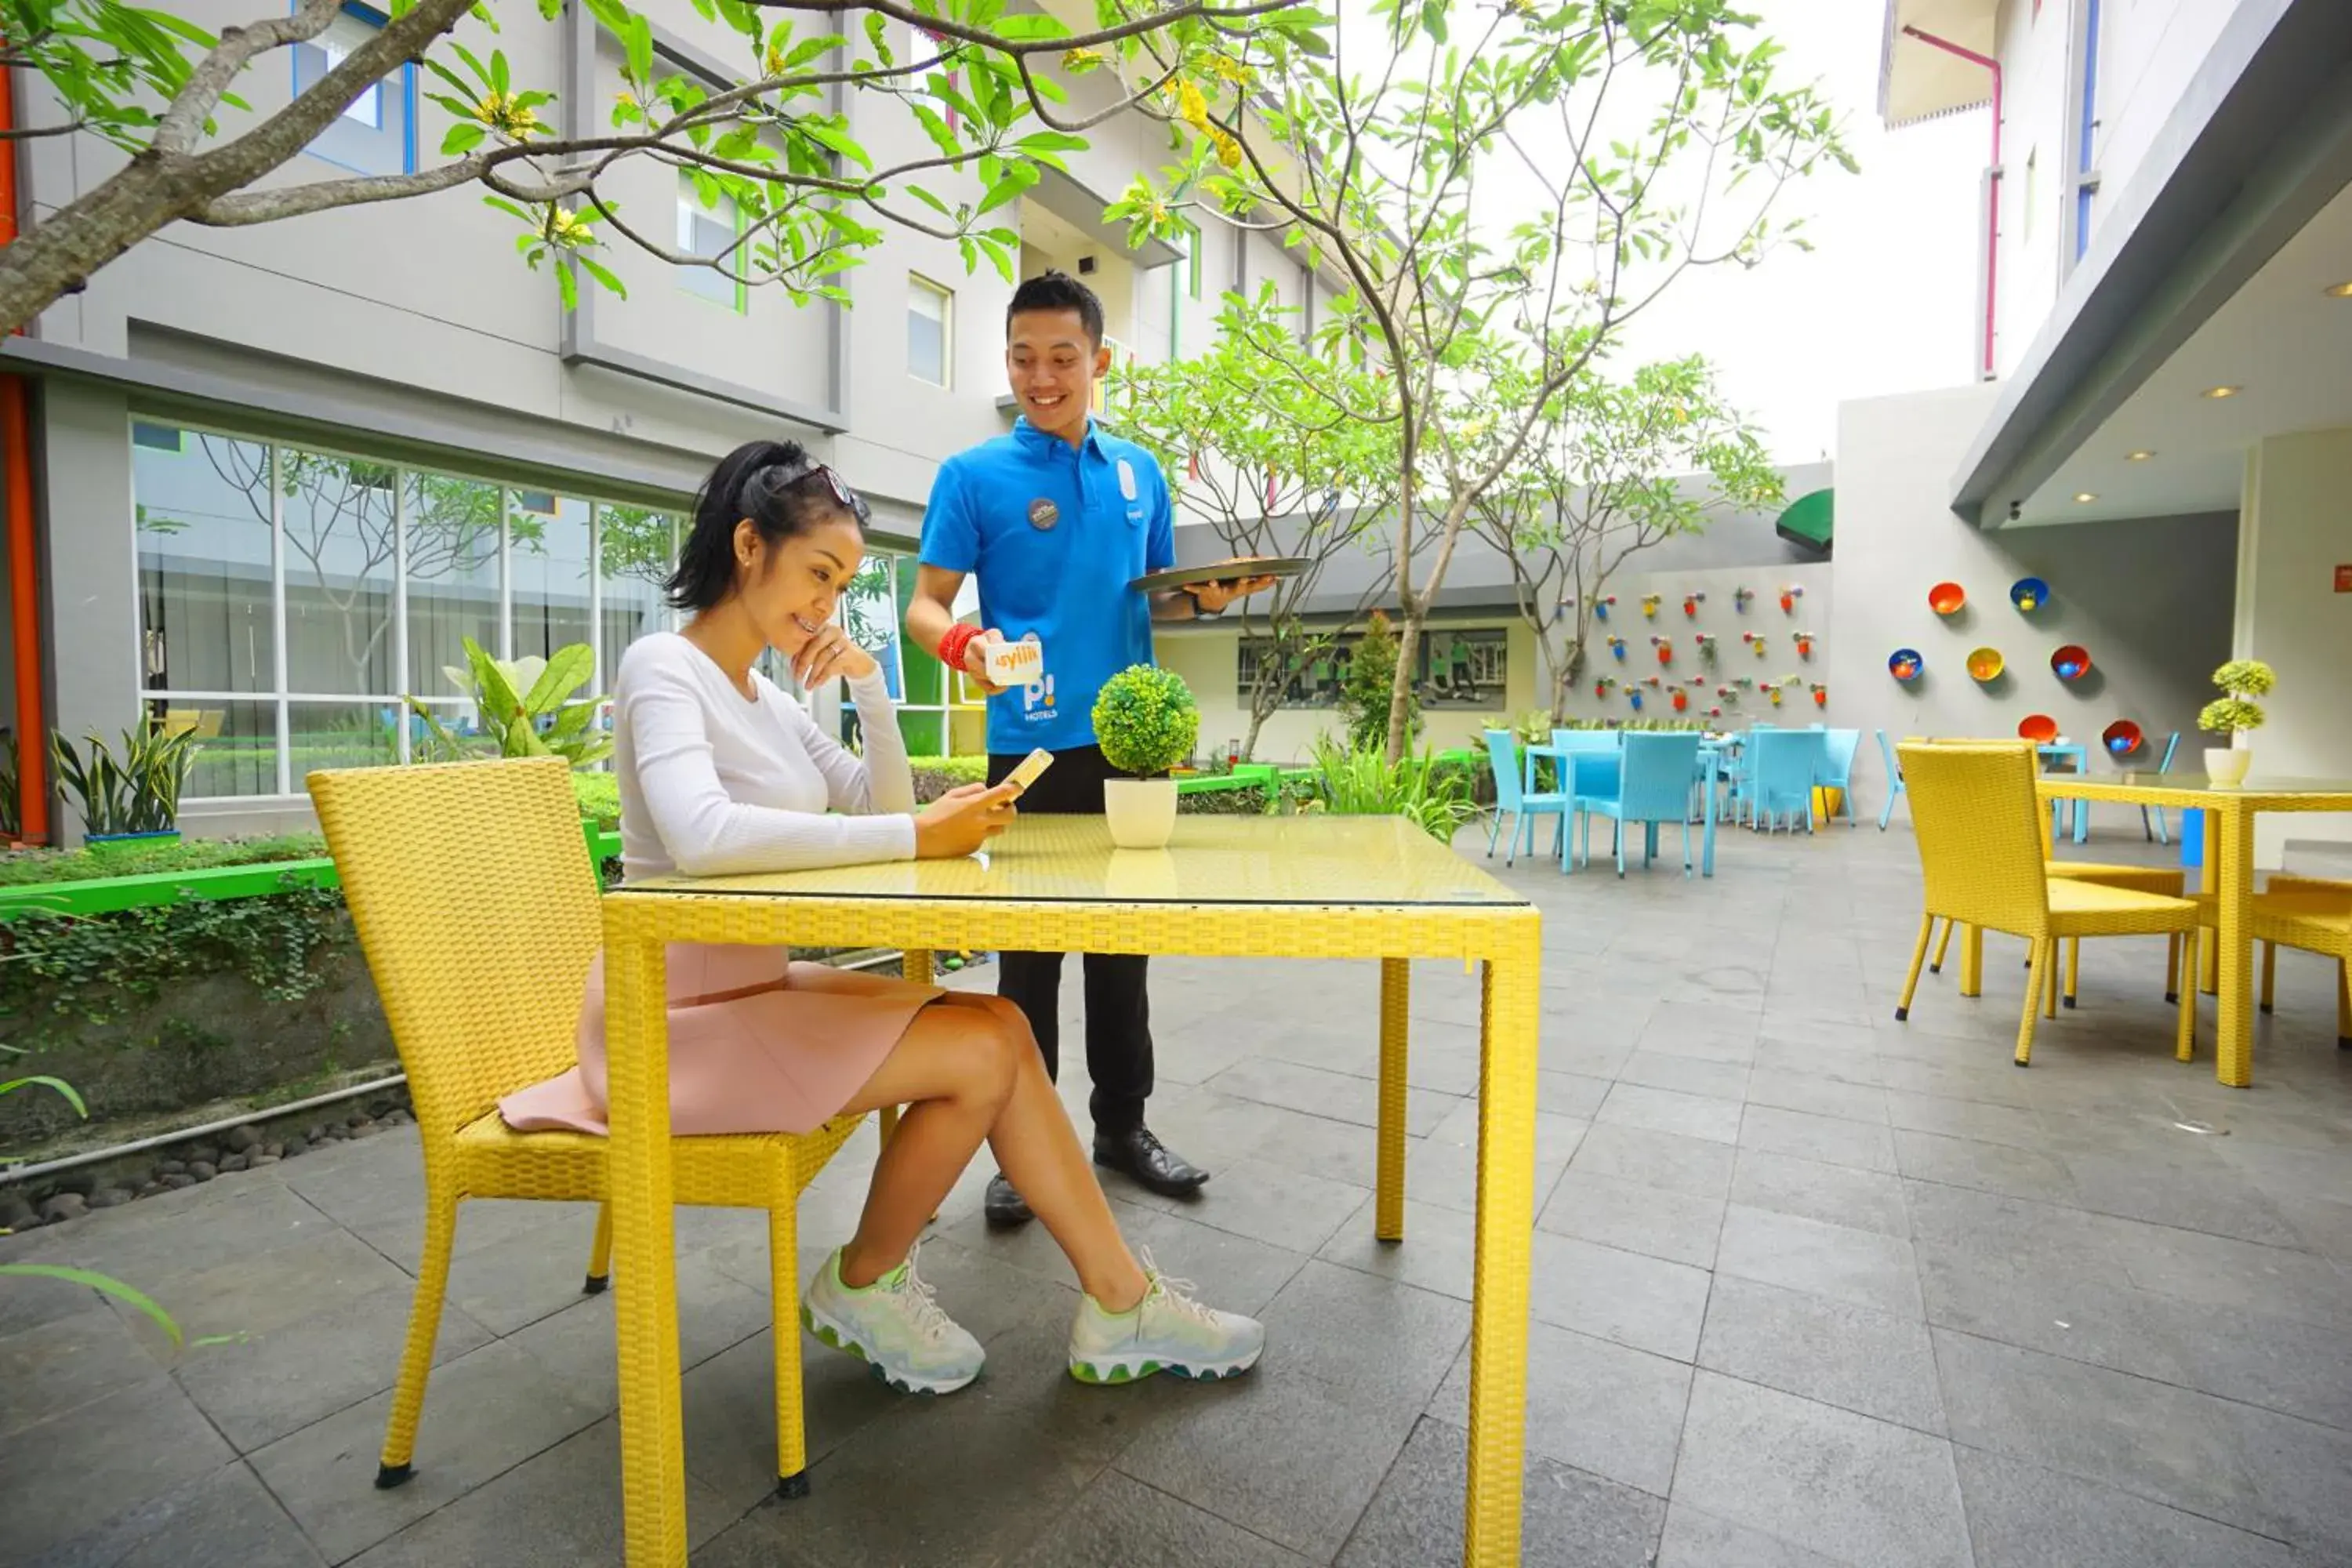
[[908, 271, 1269, 1227]]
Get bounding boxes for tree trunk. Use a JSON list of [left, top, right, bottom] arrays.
[[1385, 604, 1423, 765]]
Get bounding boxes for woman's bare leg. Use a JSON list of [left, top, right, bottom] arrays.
[[832, 993, 1146, 1309]]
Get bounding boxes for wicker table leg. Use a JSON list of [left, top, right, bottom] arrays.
[[1463, 921, 1540, 1566], [605, 932, 690, 1568], [1376, 959, 1410, 1243], [2213, 808, 2256, 1087]]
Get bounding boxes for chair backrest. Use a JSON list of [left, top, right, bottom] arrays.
[[1549, 730, 1621, 754], [1618, 732, 1703, 820], [310, 757, 601, 1143], [1751, 729, 1828, 804], [1896, 742, 2053, 937], [1821, 728, 1861, 779], [1483, 731, 1526, 811], [2155, 731, 2180, 774]]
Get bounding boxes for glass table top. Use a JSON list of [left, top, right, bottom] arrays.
[[622, 814, 1530, 907], [2038, 774, 2352, 796]]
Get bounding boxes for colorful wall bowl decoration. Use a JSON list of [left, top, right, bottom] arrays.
[[1888, 648, 1924, 681], [1966, 647, 2005, 682], [1929, 582, 1967, 615], [2018, 713, 2059, 744], [2101, 720, 2145, 757], [2050, 644, 2092, 681], [2010, 577, 2050, 612]]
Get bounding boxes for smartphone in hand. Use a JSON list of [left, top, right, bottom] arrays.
[[1001, 747, 1054, 797]]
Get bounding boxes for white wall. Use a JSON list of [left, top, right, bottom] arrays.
[[1830, 383, 2239, 822], [2235, 427, 2352, 861]]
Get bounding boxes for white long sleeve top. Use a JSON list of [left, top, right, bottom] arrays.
[[613, 631, 917, 881]]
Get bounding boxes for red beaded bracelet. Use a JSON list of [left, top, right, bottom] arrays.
[[937, 622, 980, 670]]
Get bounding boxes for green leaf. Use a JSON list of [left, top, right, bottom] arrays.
[[441, 122, 488, 156], [0, 1075, 88, 1115], [0, 1265, 183, 1347], [622, 16, 652, 83], [524, 643, 597, 712], [557, 257, 579, 310], [575, 254, 629, 299]]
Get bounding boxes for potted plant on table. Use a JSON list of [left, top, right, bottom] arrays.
[[2198, 659, 2273, 787], [1093, 664, 1200, 849]]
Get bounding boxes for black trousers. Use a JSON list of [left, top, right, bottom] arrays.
[[986, 745, 1153, 1136]]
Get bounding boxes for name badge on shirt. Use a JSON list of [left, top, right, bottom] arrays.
[[1116, 459, 1139, 501], [1027, 498, 1059, 531]]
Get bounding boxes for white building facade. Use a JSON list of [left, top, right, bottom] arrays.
[[0, 0, 1339, 837]]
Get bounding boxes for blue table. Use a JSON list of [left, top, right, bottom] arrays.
[[2038, 743, 2090, 842], [1528, 740, 1719, 878]]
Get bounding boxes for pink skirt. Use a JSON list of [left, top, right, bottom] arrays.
[[499, 943, 943, 1138]]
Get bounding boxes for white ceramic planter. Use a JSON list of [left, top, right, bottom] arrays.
[[2204, 746, 2252, 788], [1103, 778, 1178, 849]]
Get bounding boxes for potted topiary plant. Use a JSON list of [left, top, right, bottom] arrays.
[[2198, 659, 2273, 787], [1092, 664, 1200, 849]]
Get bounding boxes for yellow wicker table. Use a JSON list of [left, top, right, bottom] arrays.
[[600, 814, 1542, 1566], [2034, 772, 2352, 1086]]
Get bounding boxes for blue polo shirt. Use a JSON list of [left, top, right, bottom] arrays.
[[920, 417, 1176, 753]]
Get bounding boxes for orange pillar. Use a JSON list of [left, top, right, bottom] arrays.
[[0, 53, 48, 843]]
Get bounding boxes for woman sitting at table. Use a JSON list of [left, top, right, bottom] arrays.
[[501, 440, 1263, 1396]]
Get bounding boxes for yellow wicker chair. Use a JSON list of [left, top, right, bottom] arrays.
[[1893, 742, 2200, 1067], [2246, 891, 2352, 1047], [309, 757, 862, 1499]]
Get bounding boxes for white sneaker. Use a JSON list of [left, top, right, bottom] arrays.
[[801, 1243, 985, 1396], [1067, 1250, 1266, 1385]]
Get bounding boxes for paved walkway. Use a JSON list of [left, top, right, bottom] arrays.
[[5, 818, 2351, 1566]]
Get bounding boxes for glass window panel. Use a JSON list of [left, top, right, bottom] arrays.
[[278, 447, 398, 695], [597, 505, 674, 692], [510, 492, 593, 667], [840, 554, 902, 699], [677, 173, 741, 307], [294, 13, 412, 176], [895, 709, 946, 756], [135, 430, 276, 695], [908, 277, 950, 386], [178, 700, 281, 799], [289, 700, 401, 782], [403, 472, 503, 697], [1420, 629, 1505, 708]]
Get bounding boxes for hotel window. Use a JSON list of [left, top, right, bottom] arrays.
[[677, 172, 746, 309], [909, 275, 953, 387], [132, 419, 686, 798], [291, 6, 416, 176]]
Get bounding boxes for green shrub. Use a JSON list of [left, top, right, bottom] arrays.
[[908, 755, 988, 803], [0, 834, 327, 888], [572, 771, 621, 829], [1178, 783, 1271, 815], [1302, 739, 1479, 841]]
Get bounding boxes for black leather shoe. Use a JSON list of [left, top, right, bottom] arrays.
[[984, 1172, 1034, 1228], [1093, 1127, 1209, 1198]]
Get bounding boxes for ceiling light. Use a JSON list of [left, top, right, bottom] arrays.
[[2074, 492, 2098, 503], [2126, 450, 2154, 461], [2325, 281, 2352, 298], [2201, 385, 2241, 399]]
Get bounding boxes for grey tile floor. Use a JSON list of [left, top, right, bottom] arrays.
[[6, 816, 2352, 1566]]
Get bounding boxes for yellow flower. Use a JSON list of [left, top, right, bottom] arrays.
[[1208, 54, 1254, 87], [546, 208, 595, 248], [476, 91, 541, 139], [1178, 79, 1209, 132], [764, 44, 789, 77], [1209, 127, 1241, 169], [1062, 47, 1105, 73]]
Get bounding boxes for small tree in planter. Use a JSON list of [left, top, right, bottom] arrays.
[[2198, 659, 2274, 787], [1092, 666, 1200, 849]]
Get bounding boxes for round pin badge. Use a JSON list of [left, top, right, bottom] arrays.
[[1027, 498, 1060, 531]]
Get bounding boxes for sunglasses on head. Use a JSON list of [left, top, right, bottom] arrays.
[[771, 456, 871, 524]]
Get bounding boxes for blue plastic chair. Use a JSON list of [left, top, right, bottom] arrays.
[[1817, 728, 1861, 828], [1749, 729, 1828, 834], [2141, 731, 2181, 844], [1875, 728, 1907, 830], [1483, 730, 1568, 867], [1542, 729, 1619, 797], [1570, 731, 1702, 877]]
